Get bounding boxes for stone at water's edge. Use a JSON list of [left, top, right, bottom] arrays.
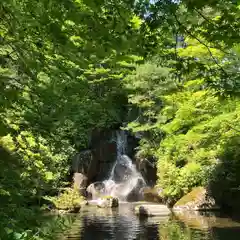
[[173, 187, 220, 211], [86, 181, 106, 199], [97, 197, 119, 208], [134, 204, 171, 217], [73, 173, 88, 195], [80, 200, 89, 206], [141, 187, 163, 203], [57, 205, 81, 214]]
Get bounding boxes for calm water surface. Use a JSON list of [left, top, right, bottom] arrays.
[[60, 203, 240, 240]]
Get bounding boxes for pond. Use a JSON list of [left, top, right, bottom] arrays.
[[57, 202, 240, 240]]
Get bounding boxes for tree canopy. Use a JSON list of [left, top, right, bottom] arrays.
[[1, 0, 240, 238]]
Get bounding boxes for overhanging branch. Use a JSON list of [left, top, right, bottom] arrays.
[[173, 13, 229, 77]]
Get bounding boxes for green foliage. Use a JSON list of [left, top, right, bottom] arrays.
[[125, 59, 240, 205], [1, 0, 240, 237], [2, 214, 76, 240], [50, 187, 85, 210], [0, 0, 147, 238], [155, 88, 240, 201], [125, 0, 240, 206], [159, 219, 208, 240]]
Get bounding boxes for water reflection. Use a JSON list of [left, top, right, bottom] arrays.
[[61, 204, 240, 240], [79, 204, 160, 240]]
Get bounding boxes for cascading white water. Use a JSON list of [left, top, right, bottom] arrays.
[[87, 130, 146, 201], [108, 130, 128, 181]]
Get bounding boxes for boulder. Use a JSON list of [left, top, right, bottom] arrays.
[[73, 173, 88, 195], [86, 182, 106, 199], [140, 187, 163, 203], [113, 162, 131, 182], [173, 187, 220, 211], [134, 204, 171, 217], [97, 197, 119, 208], [127, 179, 146, 201], [135, 157, 157, 186]]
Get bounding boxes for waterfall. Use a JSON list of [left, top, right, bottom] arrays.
[[116, 130, 127, 157], [87, 130, 146, 201]]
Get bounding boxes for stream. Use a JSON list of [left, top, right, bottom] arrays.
[[57, 202, 240, 240]]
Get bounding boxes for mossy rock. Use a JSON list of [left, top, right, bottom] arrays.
[[142, 187, 163, 203], [173, 187, 219, 211], [174, 187, 205, 206], [52, 187, 85, 211]]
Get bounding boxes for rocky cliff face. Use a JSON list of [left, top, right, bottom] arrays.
[[71, 129, 118, 191], [135, 157, 157, 187], [71, 128, 157, 196]]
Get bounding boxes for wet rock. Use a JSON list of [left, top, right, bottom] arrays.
[[90, 129, 117, 181], [113, 162, 131, 182], [68, 205, 81, 213], [127, 178, 146, 201], [73, 173, 88, 195], [141, 187, 164, 203], [71, 129, 118, 184], [97, 197, 119, 208], [173, 187, 220, 211], [80, 200, 89, 206], [134, 204, 171, 217], [56, 203, 81, 213], [86, 182, 106, 199], [72, 150, 93, 175], [135, 157, 157, 186]]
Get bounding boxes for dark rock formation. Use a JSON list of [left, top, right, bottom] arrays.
[[141, 187, 163, 203], [127, 178, 146, 201], [71, 129, 118, 184], [71, 129, 158, 202], [135, 157, 157, 186], [72, 150, 93, 174], [112, 162, 132, 182], [125, 133, 139, 158], [90, 129, 117, 181]]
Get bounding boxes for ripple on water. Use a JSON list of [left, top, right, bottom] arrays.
[[60, 203, 240, 240]]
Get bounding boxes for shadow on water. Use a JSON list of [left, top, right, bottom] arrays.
[[60, 203, 240, 240]]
